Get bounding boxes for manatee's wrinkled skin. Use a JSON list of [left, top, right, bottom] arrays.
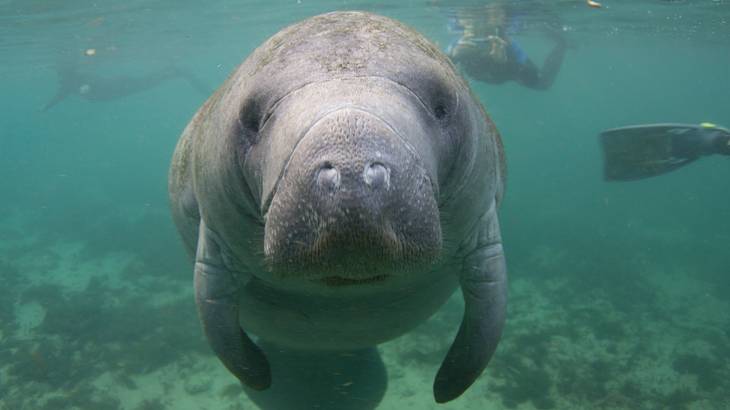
[[169, 11, 507, 406]]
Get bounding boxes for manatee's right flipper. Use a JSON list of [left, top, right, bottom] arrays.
[[194, 220, 271, 390], [434, 204, 507, 403]]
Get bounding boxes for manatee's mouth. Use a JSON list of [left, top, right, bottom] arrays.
[[319, 274, 390, 287], [264, 214, 441, 282], [265, 226, 436, 280]]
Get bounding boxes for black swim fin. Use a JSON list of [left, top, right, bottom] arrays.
[[599, 123, 730, 181]]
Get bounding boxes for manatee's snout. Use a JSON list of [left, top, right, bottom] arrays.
[[264, 108, 441, 280], [315, 160, 390, 193]]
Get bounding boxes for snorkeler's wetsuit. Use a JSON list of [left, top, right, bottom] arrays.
[[445, 13, 565, 90]]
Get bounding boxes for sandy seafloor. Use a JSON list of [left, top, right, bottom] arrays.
[[2, 205, 728, 410]]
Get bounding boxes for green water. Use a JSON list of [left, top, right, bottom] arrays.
[[1, 1, 729, 409]]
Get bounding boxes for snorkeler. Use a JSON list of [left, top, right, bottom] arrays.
[[42, 59, 210, 111], [444, 4, 567, 90], [599, 123, 730, 181]]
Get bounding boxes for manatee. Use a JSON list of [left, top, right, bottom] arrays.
[[168, 11, 507, 406]]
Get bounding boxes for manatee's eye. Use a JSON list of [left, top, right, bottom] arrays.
[[424, 77, 455, 122], [433, 104, 447, 120], [237, 97, 264, 147], [234, 98, 267, 166], [240, 104, 261, 134]]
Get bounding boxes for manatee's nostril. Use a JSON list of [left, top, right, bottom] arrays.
[[316, 162, 340, 190], [364, 162, 390, 190]]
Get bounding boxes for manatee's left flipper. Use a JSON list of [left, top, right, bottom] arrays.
[[195, 220, 271, 390], [434, 206, 507, 403]]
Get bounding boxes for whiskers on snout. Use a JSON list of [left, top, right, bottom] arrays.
[[264, 219, 441, 284]]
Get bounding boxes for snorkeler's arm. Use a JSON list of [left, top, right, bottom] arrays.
[[513, 59, 541, 89], [514, 38, 566, 90]]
